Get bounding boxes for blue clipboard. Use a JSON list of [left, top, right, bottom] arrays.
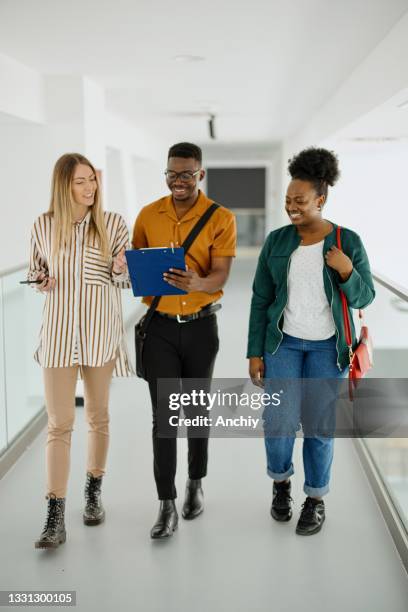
[[125, 248, 187, 297]]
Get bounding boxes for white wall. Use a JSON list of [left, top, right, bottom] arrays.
[[278, 10, 408, 288], [0, 66, 167, 272], [0, 53, 44, 123], [106, 148, 129, 220], [0, 122, 85, 271], [321, 140, 408, 288], [1, 75, 88, 271], [104, 115, 167, 226], [83, 78, 106, 170], [132, 156, 166, 210]]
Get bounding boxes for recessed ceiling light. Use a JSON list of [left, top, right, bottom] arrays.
[[348, 136, 400, 143], [173, 55, 206, 63], [196, 99, 217, 108]]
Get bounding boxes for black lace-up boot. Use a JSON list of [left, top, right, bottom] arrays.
[[150, 500, 178, 539], [83, 472, 105, 526], [35, 496, 66, 549], [271, 480, 293, 522], [296, 497, 325, 535], [182, 478, 204, 520]]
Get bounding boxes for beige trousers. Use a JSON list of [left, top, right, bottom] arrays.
[[43, 359, 116, 498]]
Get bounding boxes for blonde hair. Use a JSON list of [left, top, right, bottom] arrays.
[[48, 153, 110, 260]]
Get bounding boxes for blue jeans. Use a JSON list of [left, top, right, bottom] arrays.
[[263, 333, 346, 497]]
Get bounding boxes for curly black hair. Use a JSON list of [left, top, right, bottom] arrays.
[[288, 147, 340, 198]]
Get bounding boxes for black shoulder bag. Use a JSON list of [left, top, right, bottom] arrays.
[[134, 202, 220, 379]]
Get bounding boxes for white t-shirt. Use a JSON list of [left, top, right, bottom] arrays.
[[282, 240, 335, 341]]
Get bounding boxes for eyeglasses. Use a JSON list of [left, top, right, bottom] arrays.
[[164, 169, 201, 181]]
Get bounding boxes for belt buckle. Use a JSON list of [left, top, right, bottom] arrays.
[[176, 314, 188, 323]]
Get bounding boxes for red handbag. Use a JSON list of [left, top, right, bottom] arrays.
[[337, 227, 373, 399]]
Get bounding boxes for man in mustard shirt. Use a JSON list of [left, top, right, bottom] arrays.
[[132, 142, 236, 539]]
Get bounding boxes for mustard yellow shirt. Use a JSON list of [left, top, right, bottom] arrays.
[[132, 191, 236, 315]]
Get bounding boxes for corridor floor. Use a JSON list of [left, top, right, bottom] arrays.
[[1, 256, 407, 611]]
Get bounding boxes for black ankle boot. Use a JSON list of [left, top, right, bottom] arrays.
[[35, 496, 66, 549], [150, 500, 178, 539], [182, 478, 204, 520], [271, 480, 293, 522], [83, 472, 105, 526]]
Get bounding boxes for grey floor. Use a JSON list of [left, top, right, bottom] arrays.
[[1, 256, 408, 612]]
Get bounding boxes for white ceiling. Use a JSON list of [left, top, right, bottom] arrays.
[[1, 0, 408, 144], [332, 87, 408, 144]]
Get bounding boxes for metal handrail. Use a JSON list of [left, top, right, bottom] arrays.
[[372, 271, 408, 303], [0, 263, 27, 278], [0, 261, 140, 330], [1, 264, 407, 303]]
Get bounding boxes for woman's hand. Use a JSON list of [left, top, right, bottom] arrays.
[[37, 272, 56, 293], [325, 246, 353, 281], [249, 357, 264, 388], [113, 247, 128, 274]]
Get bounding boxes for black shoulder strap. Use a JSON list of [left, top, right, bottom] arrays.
[[140, 203, 220, 331], [181, 202, 219, 253]]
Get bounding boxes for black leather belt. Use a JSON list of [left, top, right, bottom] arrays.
[[156, 303, 221, 323]]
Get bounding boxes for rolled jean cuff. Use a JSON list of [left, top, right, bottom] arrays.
[[304, 483, 330, 497], [267, 464, 294, 481]]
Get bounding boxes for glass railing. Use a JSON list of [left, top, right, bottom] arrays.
[[0, 281, 5, 455], [360, 272, 408, 535], [0, 265, 46, 456], [0, 264, 138, 460]]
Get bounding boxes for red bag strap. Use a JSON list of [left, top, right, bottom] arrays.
[[336, 226, 364, 321], [336, 227, 353, 358]]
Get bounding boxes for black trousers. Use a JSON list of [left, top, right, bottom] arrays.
[[143, 312, 219, 500]]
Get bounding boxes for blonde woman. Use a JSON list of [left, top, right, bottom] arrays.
[[29, 153, 131, 549]]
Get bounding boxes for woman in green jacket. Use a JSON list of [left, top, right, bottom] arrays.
[[247, 147, 375, 535]]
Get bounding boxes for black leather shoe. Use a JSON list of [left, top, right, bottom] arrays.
[[83, 472, 105, 526], [271, 480, 293, 522], [182, 478, 204, 520], [296, 497, 325, 535], [35, 496, 66, 549], [150, 500, 178, 539]]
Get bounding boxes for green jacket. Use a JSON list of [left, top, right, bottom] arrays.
[[247, 222, 375, 371]]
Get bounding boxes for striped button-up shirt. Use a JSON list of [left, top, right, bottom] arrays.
[[28, 211, 133, 376]]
